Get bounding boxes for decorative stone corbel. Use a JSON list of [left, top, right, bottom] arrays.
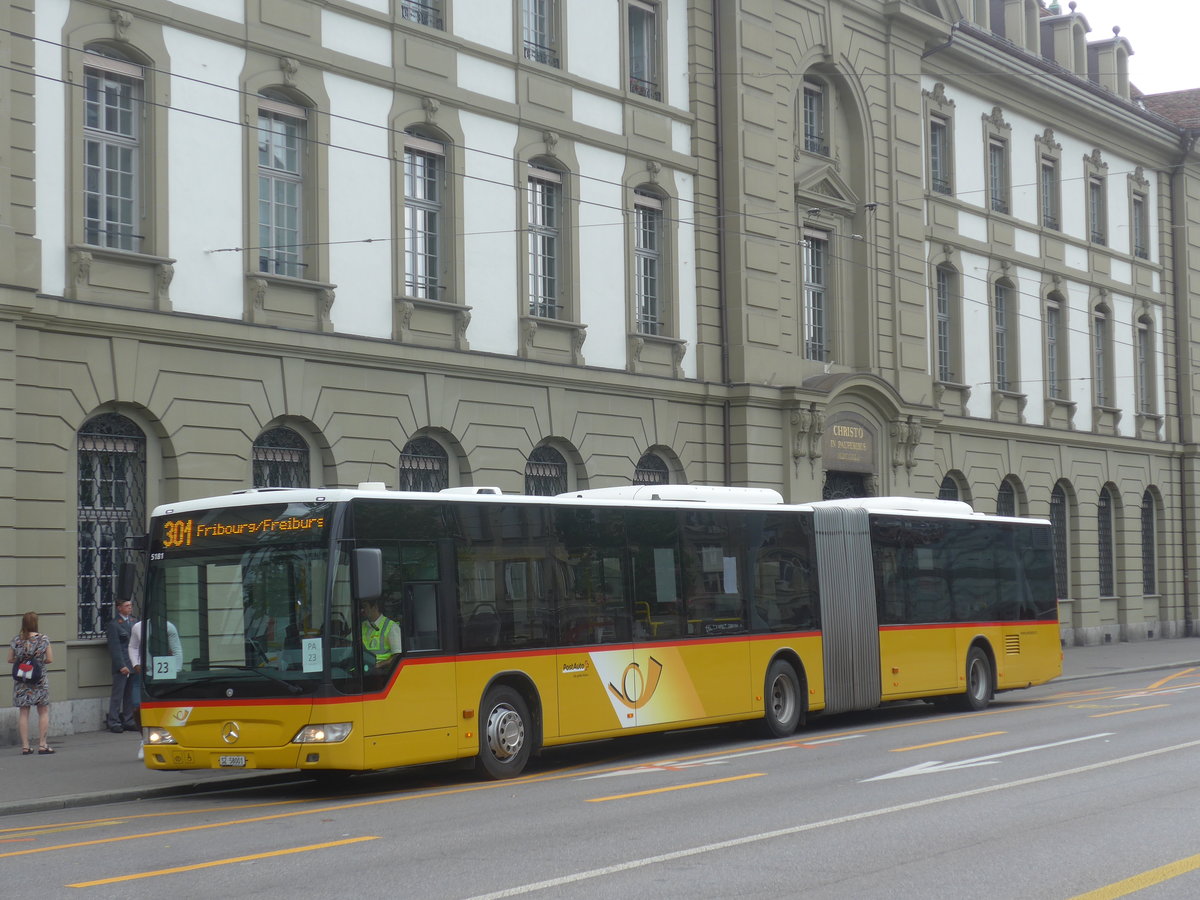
[[454, 307, 471, 350], [570, 325, 587, 366], [110, 8, 133, 42], [520, 318, 538, 358], [279, 56, 300, 87]]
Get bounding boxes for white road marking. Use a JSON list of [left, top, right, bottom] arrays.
[[462, 737, 1200, 900], [863, 732, 1114, 781]]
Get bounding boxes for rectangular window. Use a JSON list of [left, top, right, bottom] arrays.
[[628, 1, 660, 100], [935, 267, 953, 382], [403, 134, 444, 300], [83, 56, 143, 251], [803, 231, 827, 361], [1132, 193, 1149, 259], [634, 193, 662, 335], [400, 0, 443, 29], [1088, 176, 1107, 245], [257, 99, 306, 278], [988, 139, 1009, 213], [993, 281, 1010, 391], [1046, 303, 1062, 399], [522, 0, 560, 68], [803, 81, 827, 156], [1093, 310, 1109, 407], [1040, 157, 1059, 230], [929, 117, 951, 195], [528, 166, 561, 318]]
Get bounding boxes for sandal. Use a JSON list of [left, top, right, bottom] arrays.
[[37, 745, 54, 754], [21, 747, 32, 755]]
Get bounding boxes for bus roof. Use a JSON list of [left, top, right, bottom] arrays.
[[150, 484, 1047, 525]]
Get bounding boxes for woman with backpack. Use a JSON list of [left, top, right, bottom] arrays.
[[8, 611, 54, 754]]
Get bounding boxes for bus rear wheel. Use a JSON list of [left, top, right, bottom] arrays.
[[763, 660, 803, 737], [478, 686, 532, 779], [958, 647, 993, 711]]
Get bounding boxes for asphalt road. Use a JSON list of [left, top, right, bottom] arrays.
[[6, 665, 1200, 899]]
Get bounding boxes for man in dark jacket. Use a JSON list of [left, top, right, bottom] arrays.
[[105, 599, 138, 732]]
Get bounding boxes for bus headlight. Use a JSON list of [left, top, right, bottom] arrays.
[[145, 727, 177, 746], [292, 723, 353, 744]]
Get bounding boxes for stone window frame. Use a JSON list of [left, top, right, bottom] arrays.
[[922, 82, 955, 197], [1084, 149, 1109, 246], [632, 187, 667, 335], [1035, 128, 1062, 231], [1043, 290, 1068, 401], [982, 107, 1012, 215]]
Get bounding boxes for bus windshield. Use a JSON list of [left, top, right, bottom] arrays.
[[141, 501, 346, 700]]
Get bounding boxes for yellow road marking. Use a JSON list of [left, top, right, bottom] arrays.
[[1068, 850, 1200, 899], [1088, 704, 1169, 718], [891, 732, 1006, 752], [67, 836, 378, 887], [587, 773, 764, 802], [1147, 668, 1196, 690]]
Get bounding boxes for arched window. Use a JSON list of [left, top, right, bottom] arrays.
[[527, 161, 566, 319], [253, 427, 310, 488], [1050, 483, 1070, 599], [78, 414, 146, 639], [633, 188, 665, 335], [1098, 486, 1115, 597], [934, 265, 960, 383], [1093, 304, 1113, 407], [996, 479, 1016, 517], [937, 474, 959, 501], [398, 436, 449, 492], [993, 278, 1017, 391], [525, 445, 567, 495], [1141, 490, 1157, 595], [634, 453, 670, 486]]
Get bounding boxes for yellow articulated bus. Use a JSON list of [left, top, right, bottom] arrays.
[[131, 484, 1061, 779]]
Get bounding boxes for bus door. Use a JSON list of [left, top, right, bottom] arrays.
[[814, 506, 881, 713], [360, 540, 457, 763], [555, 508, 636, 737]]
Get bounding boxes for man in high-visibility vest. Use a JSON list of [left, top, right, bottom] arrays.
[[360, 598, 402, 669]]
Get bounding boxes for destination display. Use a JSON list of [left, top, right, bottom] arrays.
[[150, 503, 331, 556]]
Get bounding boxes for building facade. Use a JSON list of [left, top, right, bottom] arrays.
[[3, 0, 1199, 733]]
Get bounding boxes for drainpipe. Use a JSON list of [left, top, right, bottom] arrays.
[[1169, 131, 1197, 635], [713, 0, 733, 486]]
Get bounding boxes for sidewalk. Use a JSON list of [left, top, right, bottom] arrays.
[[2, 637, 1199, 818]]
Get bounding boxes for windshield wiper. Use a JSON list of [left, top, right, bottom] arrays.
[[151, 665, 305, 696]]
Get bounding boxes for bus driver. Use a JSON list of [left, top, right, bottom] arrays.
[[360, 598, 402, 670]]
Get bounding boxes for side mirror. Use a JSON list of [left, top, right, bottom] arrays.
[[352, 548, 382, 603], [117, 562, 136, 602]]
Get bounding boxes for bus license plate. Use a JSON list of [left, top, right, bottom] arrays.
[[218, 755, 247, 768]]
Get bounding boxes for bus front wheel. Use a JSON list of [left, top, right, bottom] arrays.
[[958, 647, 993, 711], [762, 660, 803, 737], [478, 686, 532, 779]]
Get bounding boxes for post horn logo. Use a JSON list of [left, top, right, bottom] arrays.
[[607, 657, 664, 710]]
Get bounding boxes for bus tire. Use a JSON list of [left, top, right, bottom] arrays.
[[958, 647, 992, 711], [478, 685, 532, 779], [762, 660, 803, 737]]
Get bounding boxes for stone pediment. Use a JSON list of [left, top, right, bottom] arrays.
[[795, 164, 858, 215]]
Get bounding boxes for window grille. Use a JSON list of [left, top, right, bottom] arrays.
[[937, 475, 959, 501], [1050, 485, 1069, 599], [253, 427, 310, 488], [1098, 487, 1114, 597], [996, 480, 1016, 517], [398, 437, 449, 492], [1141, 491, 1156, 595], [525, 446, 567, 496], [78, 414, 146, 639], [400, 0, 443, 29], [634, 453, 670, 486]]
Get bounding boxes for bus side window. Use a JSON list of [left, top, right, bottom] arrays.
[[404, 583, 440, 650]]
